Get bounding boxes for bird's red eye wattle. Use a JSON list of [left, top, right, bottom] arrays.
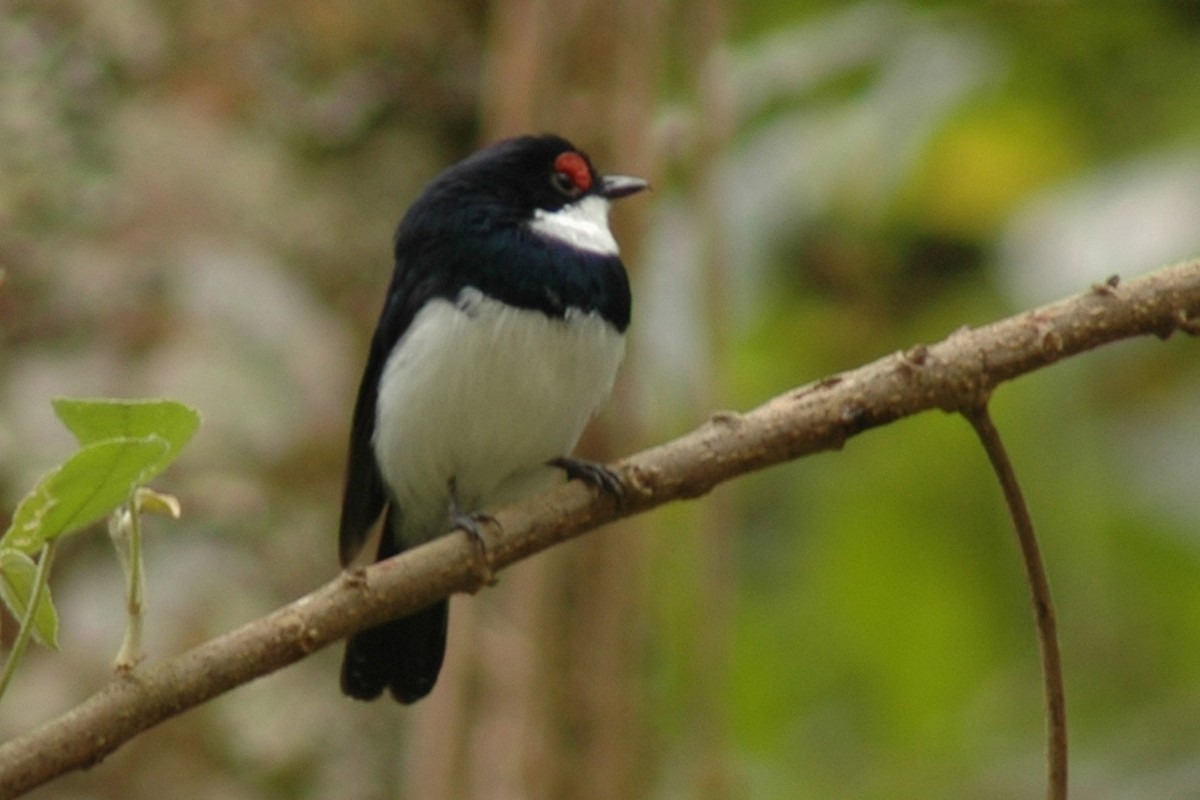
[[552, 151, 592, 195]]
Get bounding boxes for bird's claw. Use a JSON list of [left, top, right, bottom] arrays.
[[550, 456, 627, 510], [451, 509, 497, 588]]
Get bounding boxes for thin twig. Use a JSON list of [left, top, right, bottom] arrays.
[[963, 404, 1067, 800]]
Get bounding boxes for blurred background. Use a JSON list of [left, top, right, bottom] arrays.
[[3, 1, 1200, 798]]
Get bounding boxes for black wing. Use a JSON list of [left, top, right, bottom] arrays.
[[338, 258, 449, 566]]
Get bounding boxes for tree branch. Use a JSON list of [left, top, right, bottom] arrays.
[[2, 259, 1199, 797]]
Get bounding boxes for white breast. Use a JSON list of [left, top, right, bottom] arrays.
[[373, 289, 625, 543]]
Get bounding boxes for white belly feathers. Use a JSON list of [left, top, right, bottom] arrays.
[[372, 287, 625, 542]]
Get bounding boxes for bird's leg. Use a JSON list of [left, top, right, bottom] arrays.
[[447, 477, 497, 588], [549, 456, 627, 510]]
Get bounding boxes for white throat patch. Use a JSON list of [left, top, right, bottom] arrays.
[[528, 195, 619, 256]]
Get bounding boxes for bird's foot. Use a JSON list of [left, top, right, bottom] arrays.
[[448, 483, 497, 589], [549, 456, 627, 510]]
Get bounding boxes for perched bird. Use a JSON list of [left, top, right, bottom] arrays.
[[338, 134, 648, 703]]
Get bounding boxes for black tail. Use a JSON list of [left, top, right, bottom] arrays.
[[340, 599, 449, 703], [340, 509, 449, 703]]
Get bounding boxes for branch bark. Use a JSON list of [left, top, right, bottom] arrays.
[[2, 259, 1199, 797]]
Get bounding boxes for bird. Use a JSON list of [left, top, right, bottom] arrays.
[[338, 134, 648, 703]]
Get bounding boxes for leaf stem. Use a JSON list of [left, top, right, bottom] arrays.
[[112, 503, 146, 670], [0, 540, 60, 702]]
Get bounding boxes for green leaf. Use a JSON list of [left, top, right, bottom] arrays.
[[1, 398, 201, 552], [1, 437, 170, 552], [0, 549, 59, 648], [52, 398, 200, 461]]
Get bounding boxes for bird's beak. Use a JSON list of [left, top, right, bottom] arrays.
[[601, 174, 649, 200]]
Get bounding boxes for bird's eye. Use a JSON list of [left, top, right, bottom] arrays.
[[551, 151, 592, 197], [552, 170, 580, 197]]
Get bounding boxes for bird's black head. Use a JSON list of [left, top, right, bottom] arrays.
[[406, 135, 648, 241], [447, 134, 645, 212], [390, 134, 645, 329]]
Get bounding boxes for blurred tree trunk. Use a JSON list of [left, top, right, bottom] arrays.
[[686, 4, 737, 798], [402, 2, 668, 798]]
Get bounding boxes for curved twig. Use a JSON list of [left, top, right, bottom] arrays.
[[964, 404, 1067, 800]]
